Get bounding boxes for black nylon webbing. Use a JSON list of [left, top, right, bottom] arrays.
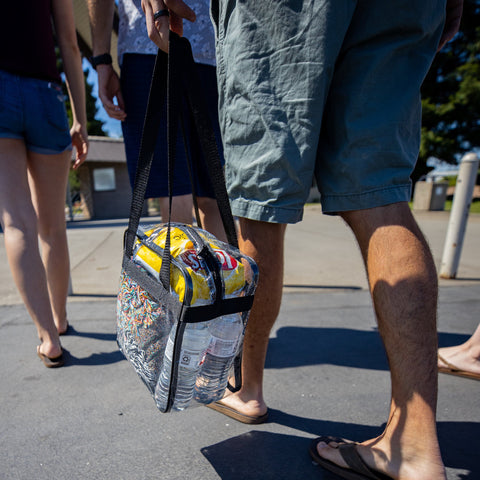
[[159, 32, 239, 291], [125, 52, 168, 257], [177, 37, 238, 247], [125, 34, 238, 256]]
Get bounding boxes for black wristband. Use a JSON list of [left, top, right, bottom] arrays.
[[90, 53, 113, 70]]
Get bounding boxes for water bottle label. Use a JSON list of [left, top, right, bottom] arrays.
[[165, 336, 207, 369], [180, 348, 206, 369], [208, 337, 237, 357], [164, 336, 174, 362]]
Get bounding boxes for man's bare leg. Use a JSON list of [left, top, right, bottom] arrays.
[[158, 194, 227, 241], [158, 194, 193, 224], [217, 218, 286, 417], [314, 203, 445, 479], [196, 196, 227, 243]]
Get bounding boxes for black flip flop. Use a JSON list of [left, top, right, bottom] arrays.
[[309, 436, 392, 480]]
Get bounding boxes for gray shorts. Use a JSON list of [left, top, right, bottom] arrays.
[[212, 0, 446, 222]]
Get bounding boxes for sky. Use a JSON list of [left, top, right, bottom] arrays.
[[85, 60, 123, 138]]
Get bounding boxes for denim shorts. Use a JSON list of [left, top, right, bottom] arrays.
[[0, 69, 72, 154], [120, 53, 223, 199], [212, 0, 446, 222]]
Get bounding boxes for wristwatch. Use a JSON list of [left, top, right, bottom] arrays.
[[90, 53, 113, 70]]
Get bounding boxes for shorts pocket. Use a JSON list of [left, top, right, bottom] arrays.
[[40, 82, 70, 132]]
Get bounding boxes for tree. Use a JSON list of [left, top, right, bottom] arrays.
[[66, 68, 106, 136], [415, 0, 480, 182], [55, 48, 106, 203], [56, 48, 106, 136]]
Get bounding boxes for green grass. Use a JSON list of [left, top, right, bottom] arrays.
[[409, 199, 480, 213], [444, 199, 480, 213]]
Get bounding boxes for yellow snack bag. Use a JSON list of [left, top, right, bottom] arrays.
[[132, 224, 246, 305]]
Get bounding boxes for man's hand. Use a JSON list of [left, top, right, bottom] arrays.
[[96, 64, 126, 121], [438, 0, 464, 50], [141, 0, 196, 52]]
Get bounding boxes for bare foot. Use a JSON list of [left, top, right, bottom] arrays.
[[37, 340, 63, 359], [218, 389, 268, 418], [56, 319, 69, 335], [438, 344, 480, 376], [313, 433, 446, 480]]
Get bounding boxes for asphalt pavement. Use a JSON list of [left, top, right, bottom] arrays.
[[0, 205, 479, 480]]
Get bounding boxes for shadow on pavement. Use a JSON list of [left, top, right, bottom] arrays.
[[62, 347, 124, 367], [60, 326, 124, 367], [201, 411, 383, 479], [69, 293, 117, 299], [200, 416, 381, 480], [438, 332, 473, 348], [438, 421, 480, 478], [201, 430, 328, 480], [266, 326, 388, 371], [266, 326, 472, 371], [201, 416, 479, 479], [63, 325, 116, 342]]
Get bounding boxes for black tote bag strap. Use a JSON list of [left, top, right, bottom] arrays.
[[173, 34, 238, 247], [159, 31, 238, 290], [124, 32, 238, 282], [124, 52, 168, 257]]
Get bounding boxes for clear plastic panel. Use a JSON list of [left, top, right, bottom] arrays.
[[117, 223, 258, 412]]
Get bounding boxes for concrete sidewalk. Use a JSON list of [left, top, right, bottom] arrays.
[[0, 205, 479, 479]]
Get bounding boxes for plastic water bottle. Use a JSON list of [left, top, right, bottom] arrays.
[[155, 320, 211, 411], [194, 312, 244, 404]]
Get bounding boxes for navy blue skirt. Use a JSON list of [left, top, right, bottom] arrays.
[[120, 52, 223, 199]]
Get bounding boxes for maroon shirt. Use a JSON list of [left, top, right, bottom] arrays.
[[0, 0, 61, 83]]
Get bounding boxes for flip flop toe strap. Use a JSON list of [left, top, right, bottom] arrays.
[[338, 443, 385, 480], [437, 353, 461, 371]]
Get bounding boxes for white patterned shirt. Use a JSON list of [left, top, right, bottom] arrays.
[[117, 0, 216, 66]]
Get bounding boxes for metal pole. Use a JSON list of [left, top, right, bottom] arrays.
[[440, 152, 479, 278], [68, 274, 73, 296]]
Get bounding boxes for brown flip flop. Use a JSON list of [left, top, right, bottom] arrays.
[[438, 353, 480, 380], [309, 436, 393, 480], [206, 400, 269, 424], [37, 349, 65, 368]]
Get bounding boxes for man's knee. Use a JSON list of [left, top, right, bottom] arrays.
[[339, 202, 415, 234]]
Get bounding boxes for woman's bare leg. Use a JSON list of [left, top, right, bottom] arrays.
[[0, 139, 61, 357], [28, 149, 71, 334]]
